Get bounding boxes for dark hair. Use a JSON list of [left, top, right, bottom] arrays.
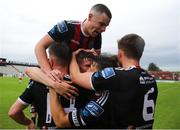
[[94, 54, 119, 70], [76, 50, 95, 64], [118, 33, 145, 60], [91, 4, 112, 19], [48, 42, 71, 66]]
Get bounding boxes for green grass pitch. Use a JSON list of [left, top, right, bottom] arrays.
[[0, 77, 180, 129]]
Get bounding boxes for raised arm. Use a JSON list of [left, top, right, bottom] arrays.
[[34, 34, 54, 74], [70, 52, 94, 90]]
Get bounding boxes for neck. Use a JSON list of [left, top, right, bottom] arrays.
[[82, 19, 90, 37], [121, 58, 140, 69], [53, 66, 68, 75]]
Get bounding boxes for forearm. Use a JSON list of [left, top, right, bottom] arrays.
[[70, 53, 80, 81], [25, 67, 55, 88], [49, 88, 71, 128], [11, 111, 32, 125], [34, 34, 53, 73], [70, 53, 93, 90]]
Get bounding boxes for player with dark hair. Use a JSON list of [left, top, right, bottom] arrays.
[[25, 49, 119, 128], [50, 33, 158, 129], [48, 51, 119, 128], [8, 42, 75, 129], [34, 3, 112, 81]]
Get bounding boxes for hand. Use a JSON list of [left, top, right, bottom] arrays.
[[53, 81, 79, 100], [26, 120, 36, 130], [46, 69, 64, 82], [84, 49, 98, 56]]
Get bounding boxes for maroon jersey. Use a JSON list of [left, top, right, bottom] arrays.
[[48, 20, 102, 51]]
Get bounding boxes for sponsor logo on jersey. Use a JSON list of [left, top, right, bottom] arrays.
[[82, 109, 91, 117], [139, 76, 155, 84], [57, 21, 68, 33], [85, 101, 104, 117], [101, 68, 115, 79]]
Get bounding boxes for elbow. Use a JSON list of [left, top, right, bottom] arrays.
[[8, 109, 17, 119], [70, 74, 77, 84], [34, 42, 40, 56]]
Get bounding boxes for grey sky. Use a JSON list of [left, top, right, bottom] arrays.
[[0, 0, 179, 71]]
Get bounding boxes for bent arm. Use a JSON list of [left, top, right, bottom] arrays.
[[25, 67, 55, 87], [70, 52, 93, 90], [49, 88, 71, 128], [35, 34, 54, 73], [8, 100, 33, 126], [25, 67, 78, 99]]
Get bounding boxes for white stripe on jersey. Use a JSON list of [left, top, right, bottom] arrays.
[[96, 91, 105, 104], [80, 115, 86, 126], [96, 90, 109, 106], [101, 91, 109, 106], [46, 93, 52, 123], [18, 97, 29, 105]]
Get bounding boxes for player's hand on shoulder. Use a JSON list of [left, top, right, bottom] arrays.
[[46, 69, 64, 82], [54, 81, 79, 100]]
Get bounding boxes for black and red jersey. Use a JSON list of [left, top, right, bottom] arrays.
[[68, 66, 158, 129], [48, 20, 102, 51]]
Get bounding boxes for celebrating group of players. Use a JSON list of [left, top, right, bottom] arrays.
[[8, 3, 158, 129]]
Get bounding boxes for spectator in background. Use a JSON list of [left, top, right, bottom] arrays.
[[18, 72, 24, 84]]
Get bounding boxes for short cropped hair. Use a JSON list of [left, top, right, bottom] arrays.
[[118, 34, 145, 60], [76, 50, 95, 65], [91, 4, 112, 19], [94, 54, 119, 70], [48, 42, 71, 67]]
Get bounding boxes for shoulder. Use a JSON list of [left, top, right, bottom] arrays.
[[57, 20, 81, 33], [93, 67, 116, 79], [26, 79, 46, 89]]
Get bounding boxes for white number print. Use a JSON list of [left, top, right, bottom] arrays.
[[143, 87, 155, 121], [46, 93, 52, 123]]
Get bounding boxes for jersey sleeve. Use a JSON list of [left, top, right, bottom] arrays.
[[91, 67, 116, 91], [47, 20, 72, 42], [68, 90, 109, 128], [93, 34, 102, 49], [18, 80, 35, 105]]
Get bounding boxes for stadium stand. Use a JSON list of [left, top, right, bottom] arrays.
[[0, 58, 38, 77]]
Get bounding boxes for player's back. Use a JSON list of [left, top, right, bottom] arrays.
[[108, 67, 158, 129]]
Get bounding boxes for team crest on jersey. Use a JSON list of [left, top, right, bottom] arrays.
[[101, 68, 115, 79], [57, 21, 68, 33], [85, 101, 104, 117]]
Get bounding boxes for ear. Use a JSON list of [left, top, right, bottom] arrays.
[[88, 13, 93, 21], [117, 50, 121, 58]]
